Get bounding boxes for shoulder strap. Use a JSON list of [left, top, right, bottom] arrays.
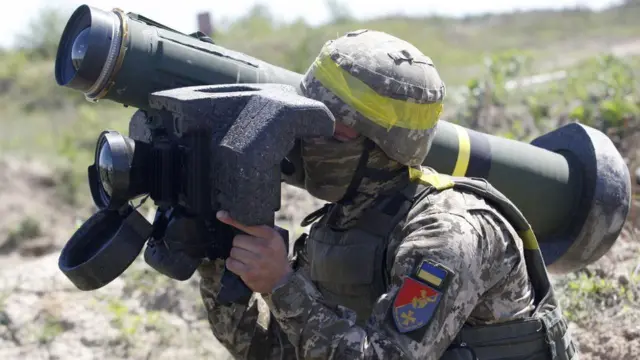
[[355, 181, 432, 291], [408, 168, 555, 309], [354, 181, 428, 237]]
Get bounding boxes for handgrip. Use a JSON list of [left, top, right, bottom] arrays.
[[215, 225, 290, 306], [216, 268, 252, 305]]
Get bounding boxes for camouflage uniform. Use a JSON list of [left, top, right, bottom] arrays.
[[198, 29, 577, 360]]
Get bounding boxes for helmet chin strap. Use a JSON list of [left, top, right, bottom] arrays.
[[335, 138, 376, 206]]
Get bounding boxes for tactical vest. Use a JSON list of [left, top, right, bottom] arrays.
[[300, 170, 578, 360]]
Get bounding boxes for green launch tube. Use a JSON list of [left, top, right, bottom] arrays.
[[54, 5, 631, 273], [425, 121, 577, 238]]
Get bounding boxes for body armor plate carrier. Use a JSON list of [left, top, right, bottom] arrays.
[[301, 170, 578, 360]]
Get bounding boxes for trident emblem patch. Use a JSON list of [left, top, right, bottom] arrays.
[[392, 277, 443, 333]]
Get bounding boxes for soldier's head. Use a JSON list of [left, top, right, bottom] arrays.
[[299, 29, 446, 203]]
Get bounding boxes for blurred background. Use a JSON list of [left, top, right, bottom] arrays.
[[0, 1, 639, 359]]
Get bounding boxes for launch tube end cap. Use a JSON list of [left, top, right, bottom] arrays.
[[530, 122, 631, 274]]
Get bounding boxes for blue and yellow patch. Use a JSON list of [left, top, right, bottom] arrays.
[[415, 260, 450, 289]]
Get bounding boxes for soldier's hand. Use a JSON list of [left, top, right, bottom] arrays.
[[216, 210, 293, 294]]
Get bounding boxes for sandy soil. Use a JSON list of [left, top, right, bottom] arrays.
[[0, 147, 638, 359], [1, 36, 640, 355]]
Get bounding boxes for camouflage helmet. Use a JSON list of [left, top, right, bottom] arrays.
[[300, 29, 446, 166]]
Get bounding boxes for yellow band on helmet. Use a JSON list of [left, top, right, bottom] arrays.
[[311, 49, 443, 131]]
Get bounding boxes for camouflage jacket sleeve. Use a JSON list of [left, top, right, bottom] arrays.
[[262, 206, 530, 360], [198, 259, 296, 359]]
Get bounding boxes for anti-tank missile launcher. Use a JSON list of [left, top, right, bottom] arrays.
[[54, 5, 631, 300]]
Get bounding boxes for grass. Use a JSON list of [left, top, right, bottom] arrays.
[[556, 270, 640, 325], [212, 2, 640, 85], [2, 217, 42, 252], [0, 4, 638, 211], [1, 2, 640, 333]]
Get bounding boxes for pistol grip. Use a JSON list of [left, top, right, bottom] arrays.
[[215, 225, 290, 306], [216, 268, 253, 305]]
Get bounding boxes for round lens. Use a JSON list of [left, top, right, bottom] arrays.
[[71, 27, 90, 71], [98, 142, 114, 197]]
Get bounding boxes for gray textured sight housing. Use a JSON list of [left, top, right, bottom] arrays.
[[54, 4, 632, 274], [58, 83, 336, 298]]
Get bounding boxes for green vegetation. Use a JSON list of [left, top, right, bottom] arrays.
[[1, 1, 639, 326], [452, 51, 640, 140], [1, 2, 639, 239], [107, 298, 164, 342], [557, 270, 640, 325], [37, 312, 66, 344], [6, 217, 42, 245], [213, 1, 640, 84]]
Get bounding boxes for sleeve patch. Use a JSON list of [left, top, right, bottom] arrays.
[[415, 260, 450, 289], [390, 259, 453, 335], [392, 277, 442, 333]]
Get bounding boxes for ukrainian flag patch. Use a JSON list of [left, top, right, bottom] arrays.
[[415, 260, 450, 289]]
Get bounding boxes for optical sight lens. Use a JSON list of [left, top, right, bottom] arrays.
[[71, 27, 90, 71], [98, 142, 114, 197]]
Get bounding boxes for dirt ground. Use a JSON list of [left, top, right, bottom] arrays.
[[0, 155, 326, 360], [0, 146, 638, 359]]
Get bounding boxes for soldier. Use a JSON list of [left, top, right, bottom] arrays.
[[198, 29, 578, 359]]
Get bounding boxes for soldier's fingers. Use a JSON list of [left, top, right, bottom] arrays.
[[232, 234, 267, 254], [216, 211, 276, 239], [226, 257, 250, 276], [229, 246, 258, 265]]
